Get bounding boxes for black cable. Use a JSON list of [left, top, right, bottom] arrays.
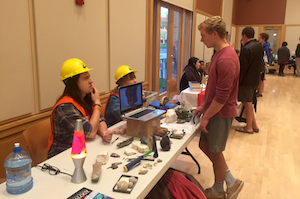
[[36, 163, 73, 177]]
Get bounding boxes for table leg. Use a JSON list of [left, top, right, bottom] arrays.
[[181, 147, 201, 174]]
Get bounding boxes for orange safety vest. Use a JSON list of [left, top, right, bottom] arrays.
[[47, 96, 89, 151], [103, 92, 119, 117]]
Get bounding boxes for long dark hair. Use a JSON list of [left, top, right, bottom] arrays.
[[57, 74, 93, 115], [184, 57, 199, 71]]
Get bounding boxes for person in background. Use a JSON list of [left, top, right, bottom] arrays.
[[198, 60, 207, 77], [103, 65, 147, 127], [295, 37, 300, 77], [195, 16, 243, 199], [259, 33, 272, 63], [48, 58, 113, 158], [257, 33, 271, 97], [236, 27, 263, 134], [179, 57, 202, 92], [277, 41, 290, 76]]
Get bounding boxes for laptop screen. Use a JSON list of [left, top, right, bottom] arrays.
[[119, 82, 143, 115]]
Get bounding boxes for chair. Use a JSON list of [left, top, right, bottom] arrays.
[[23, 118, 51, 166], [167, 78, 178, 100]]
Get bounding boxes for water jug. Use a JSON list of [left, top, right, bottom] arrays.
[[4, 143, 33, 194]]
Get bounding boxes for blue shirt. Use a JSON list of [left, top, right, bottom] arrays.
[[262, 41, 272, 63], [105, 95, 122, 127]]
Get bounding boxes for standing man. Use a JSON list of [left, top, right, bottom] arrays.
[[195, 16, 243, 199], [295, 38, 300, 77], [277, 41, 290, 76], [236, 27, 264, 134]]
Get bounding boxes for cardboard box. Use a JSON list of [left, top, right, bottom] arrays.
[[126, 116, 161, 138]]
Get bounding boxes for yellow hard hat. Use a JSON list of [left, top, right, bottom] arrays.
[[61, 58, 93, 81], [115, 65, 137, 83]]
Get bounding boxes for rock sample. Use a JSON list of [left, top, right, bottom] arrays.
[[171, 129, 185, 139], [129, 176, 137, 184], [139, 170, 148, 175], [124, 148, 137, 156], [165, 109, 178, 123], [138, 145, 149, 153], [91, 162, 102, 183], [110, 153, 120, 158], [113, 124, 127, 134], [96, 151, 109, 165], [160, 135, 171, 151], [155, 127, 169, 137], [117, 137, 134, 148], [132, 141, 141, 150], [117, 180, 128, 191]]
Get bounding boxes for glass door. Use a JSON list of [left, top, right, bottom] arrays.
[[264, 26, 282, 65], [159, 7, 169, 93], [158, 3, 182, 94]]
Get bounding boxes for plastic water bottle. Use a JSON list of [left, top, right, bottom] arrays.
[[4, 143, 33, 194]]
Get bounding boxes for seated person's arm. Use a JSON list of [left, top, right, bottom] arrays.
[[87, 86, 101, 139], [98, 113, 113, 142], [87, 106, 100, 139], [110, 95, 123, 121]]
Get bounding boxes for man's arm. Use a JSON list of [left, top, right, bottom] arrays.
[[239, 48, 250, 83]]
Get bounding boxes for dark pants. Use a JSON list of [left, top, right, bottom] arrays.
[[279, 64, 285, 75]]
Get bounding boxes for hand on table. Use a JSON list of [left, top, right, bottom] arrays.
[[101, 130, 113, 142]]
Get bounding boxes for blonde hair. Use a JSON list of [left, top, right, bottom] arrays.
[[198, 16, 226, 39]]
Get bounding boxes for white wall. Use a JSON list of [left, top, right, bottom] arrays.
[[0, 0, 34, 121], [285, 0, 300, 25], [231, 26, 236, 48], [285, 26, 300, 55], [109, 0, 146, 89], [34, 1, 108, 110], [194, 13, 206, 61], [162, 0, 193, 11], [222, 0, 233, 34]]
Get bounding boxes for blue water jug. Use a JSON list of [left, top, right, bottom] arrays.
[[4, 143, 33, 194]]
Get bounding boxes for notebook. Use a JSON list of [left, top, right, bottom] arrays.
[[119, 82, 165, 122]]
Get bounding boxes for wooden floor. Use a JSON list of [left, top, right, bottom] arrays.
[[171, 72, 300, 199]]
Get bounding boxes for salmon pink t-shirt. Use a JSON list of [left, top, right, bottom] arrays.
[[203, 46, 240, 118]]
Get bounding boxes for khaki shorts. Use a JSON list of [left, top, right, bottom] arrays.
[[200, 117, 233, 153], [238, 85, 256, 102]]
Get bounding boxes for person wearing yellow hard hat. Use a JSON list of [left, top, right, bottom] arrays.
[[103, 65, 147, 127], [48, 58, 113, 158]]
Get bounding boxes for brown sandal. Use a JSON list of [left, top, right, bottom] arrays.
[[236, 126, 254, 134]]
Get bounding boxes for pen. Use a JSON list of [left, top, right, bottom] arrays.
[[111, 137, 119, 144]]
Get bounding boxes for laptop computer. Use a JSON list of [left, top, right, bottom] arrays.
[[119, 82, 166, 122]]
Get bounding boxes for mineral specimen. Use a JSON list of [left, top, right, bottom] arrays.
[[160, 135, 171, 151], [110, 153, 120, 158], [96, 151, 109, 165], [117, 180, 128, 191], [117, 137, 134, 148], [91, 162, 102, 183]]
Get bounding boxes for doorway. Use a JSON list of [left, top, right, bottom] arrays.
[[264, 26, 282, 61], [153, 1, 192, 96]]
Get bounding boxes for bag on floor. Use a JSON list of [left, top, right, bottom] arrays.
[[145, 169, 206, 199]]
